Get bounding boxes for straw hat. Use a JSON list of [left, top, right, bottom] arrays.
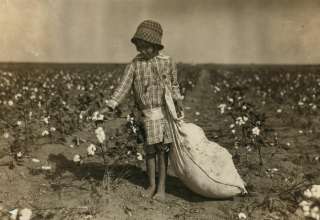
[[131, 20, 164, 50]]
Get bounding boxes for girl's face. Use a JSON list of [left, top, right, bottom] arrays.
[[135, 40, 158, 59]]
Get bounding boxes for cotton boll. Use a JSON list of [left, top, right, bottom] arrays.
[[303, 210, 310, 218], [3, 132, 9, 138], [310, 207, 320, 220], [31, 158, 40, 163], [311, 206, 319, 214], [97, 114, 104, 121], [238, 212, 247, 219], [19, 208, 32, 220], [252, 127, 260, 136], [95, 127, 106, 143], [217, 104, 226, 114], [41, 130, 49, 136], [87, 144, 97, 156], [41, 166, 51, 170], [73, 154, 81, 163], [299, 200, 312, 211], [43, 117, 49, 124], [92, 111, 104, 121], [302, 204, 311, 212], [16, 152, 23, 158], [311, 185, 320, 199], [304, 189, 312, 198], [9, 209, 18, 220], [137, 153, 143, 161], [92, 111, 99, 121]]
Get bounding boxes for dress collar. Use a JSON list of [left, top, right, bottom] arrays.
[[135, 52, 164, 61]]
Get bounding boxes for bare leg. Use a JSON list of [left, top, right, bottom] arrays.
[[165, 144, 171, 170], [153, 145, 167, 201], [142, 152, 156, 198]]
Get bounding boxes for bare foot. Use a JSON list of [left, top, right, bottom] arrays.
[[141, 186, 156, 198], [152, 191, 166, 202]]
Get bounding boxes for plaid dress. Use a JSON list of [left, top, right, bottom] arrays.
[[107, 53, 183, 146]]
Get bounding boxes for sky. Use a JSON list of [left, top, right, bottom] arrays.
[[0, 0, 320, 64]]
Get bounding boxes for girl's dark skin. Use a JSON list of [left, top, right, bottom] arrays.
[[134, 39, 159, 59], [134, 39, 169, 200]]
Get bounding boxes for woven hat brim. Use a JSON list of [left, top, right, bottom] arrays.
[[131, 37, 164, 50]]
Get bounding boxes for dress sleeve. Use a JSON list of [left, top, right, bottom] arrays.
[[170, 59, 183, 101], [107, 63, 135, 109]]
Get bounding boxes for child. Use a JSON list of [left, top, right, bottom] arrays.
[[101, 20, 184, 201]]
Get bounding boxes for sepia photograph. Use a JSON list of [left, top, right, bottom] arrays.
[[0, 0, 320, 219]]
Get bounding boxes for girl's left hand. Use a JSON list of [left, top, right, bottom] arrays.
[[176, 99, 184, 113], [177, 110, 184, 120]]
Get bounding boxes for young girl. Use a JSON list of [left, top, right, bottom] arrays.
[[101, 20, 184, 201]]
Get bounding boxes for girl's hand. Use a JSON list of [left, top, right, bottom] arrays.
[[100, 106, 122, 118], [100, 106, 113, 114], [176, 100, 184, 113], [177, 110, 184, 120], [175, 100, 184, 119]]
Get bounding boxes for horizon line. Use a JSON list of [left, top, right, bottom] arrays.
[[1, 61, 320, 66]]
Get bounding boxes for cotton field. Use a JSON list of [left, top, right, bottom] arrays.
[[0, 63, 319, 219]]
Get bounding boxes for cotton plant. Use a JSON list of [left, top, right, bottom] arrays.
[[126, 114, 138, 135], [299, 185, 320, 220], [40, 114, 55, 143], [73, 126, 108, 167], [217, 103, 227, 114], [221, 89, 267, 165]]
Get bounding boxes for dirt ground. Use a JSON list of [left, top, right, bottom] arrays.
[[0, 68, 319, 220]]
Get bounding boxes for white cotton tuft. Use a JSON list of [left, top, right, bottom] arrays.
[[19, 208, 32, 220], [87, 144, 97, 156], [95, 127, 106, 143], [238, 212, 247, 219], [9, 208, 18, 220], [137, 153, 143, 161], [73, 154, 81, 163]]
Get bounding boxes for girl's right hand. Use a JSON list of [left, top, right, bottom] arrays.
[[100, 106, 122, 118], [100, 106, 113, 114]]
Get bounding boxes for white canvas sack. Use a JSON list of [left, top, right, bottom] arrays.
[[164, 86, 247, 198]]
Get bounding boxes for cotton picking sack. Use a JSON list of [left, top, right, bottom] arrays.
[[164, 87, 247, 199]]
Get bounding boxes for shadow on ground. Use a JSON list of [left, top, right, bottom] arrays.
[[32, 153, 231, 203]]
